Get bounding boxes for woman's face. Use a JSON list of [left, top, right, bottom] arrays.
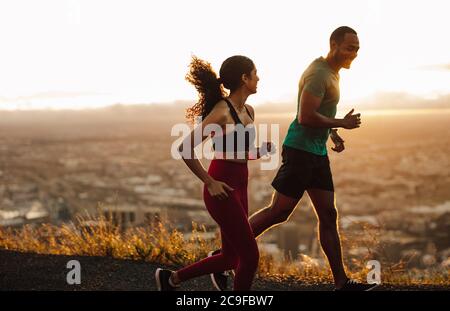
[[243, 67, 259, 94]]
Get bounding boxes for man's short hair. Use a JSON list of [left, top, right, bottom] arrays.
[[330, 26, 357, 45]]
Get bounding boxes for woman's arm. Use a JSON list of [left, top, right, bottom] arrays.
[[178, 101, 234, 200], [218, 142, 275, 160]]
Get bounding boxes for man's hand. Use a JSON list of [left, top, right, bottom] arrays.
[[341, 109, 361, 129], [330, 129, 345, 153]]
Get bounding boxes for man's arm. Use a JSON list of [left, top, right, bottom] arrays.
[[297, 90, 360, 129], [330, 128, 345, 153]]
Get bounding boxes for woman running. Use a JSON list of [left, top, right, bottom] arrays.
[[155, 55, 274, 291]]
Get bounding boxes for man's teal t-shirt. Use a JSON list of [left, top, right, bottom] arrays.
[[283, 57, 340, 156]]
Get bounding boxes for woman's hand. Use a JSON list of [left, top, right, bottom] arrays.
[[206, 179, 234, 200], [259, 141, 277, 158]]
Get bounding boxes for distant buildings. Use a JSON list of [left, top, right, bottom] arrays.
[[100, 204, 166, 229], [0, 201, 50, 228], [97, 195, 211, 231]]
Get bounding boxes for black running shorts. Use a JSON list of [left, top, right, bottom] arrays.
[[271, 145, 334, 199]]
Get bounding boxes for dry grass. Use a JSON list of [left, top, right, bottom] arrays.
[[0, 214, 448, 286]]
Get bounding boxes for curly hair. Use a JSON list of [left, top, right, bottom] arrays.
[[185, 55, 255, 122], [185, 56, 225, 122]]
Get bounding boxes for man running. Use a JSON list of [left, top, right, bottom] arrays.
[[209, 26, 378, 291]]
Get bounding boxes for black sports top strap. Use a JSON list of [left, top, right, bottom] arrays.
[[223, 98, 242, 124], [224, 98, 254, 122], [244, 105, 254, 121]]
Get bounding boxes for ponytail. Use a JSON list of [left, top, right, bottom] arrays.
[[185, 56, 225, 122]]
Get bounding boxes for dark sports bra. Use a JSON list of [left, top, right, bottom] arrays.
[[211, 98, 256, 155]]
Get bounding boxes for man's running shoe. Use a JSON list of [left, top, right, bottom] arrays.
[[335, 279, 380, 291]]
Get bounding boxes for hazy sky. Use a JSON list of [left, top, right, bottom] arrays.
[[0, 0, 449, 110]]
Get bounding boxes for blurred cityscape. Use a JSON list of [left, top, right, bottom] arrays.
[[0, 105, 449, 270]]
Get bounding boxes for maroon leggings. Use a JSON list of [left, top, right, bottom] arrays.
[[177, 159, 259, 290]]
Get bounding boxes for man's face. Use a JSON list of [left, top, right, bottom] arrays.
[[332, 33, 360, 69]]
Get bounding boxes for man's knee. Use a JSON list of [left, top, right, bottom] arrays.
[[270, 202, 295, 224]]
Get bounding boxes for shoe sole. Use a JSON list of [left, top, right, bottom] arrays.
[[155, 268, 162, 291], [210, 273, 223, 291], [208, 251, 223, 291], [365, 283, 380, 291]]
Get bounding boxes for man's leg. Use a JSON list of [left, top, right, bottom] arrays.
[[248, 190, 301, 238], [307, 188, 348, 288]]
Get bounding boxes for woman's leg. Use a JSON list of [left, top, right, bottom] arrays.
[[176, 188, 259, 290], [176, 224, 239, 281], [227, 186, 259, 290]]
